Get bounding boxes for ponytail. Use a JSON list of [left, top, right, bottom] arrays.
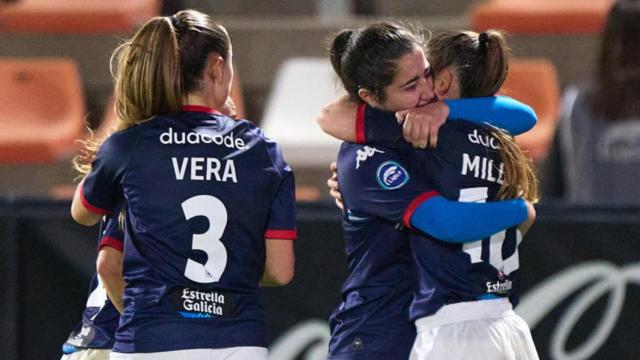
[[491, 127, 539, 202], [75, 10, 230, 177], [110, 16, 182, 129], [475, 30, 509, 97], [427, 30, 510, 98], [329, 29, 358, 100]]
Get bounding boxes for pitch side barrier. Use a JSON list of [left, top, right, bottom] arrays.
[[1, 198, 639, 360]]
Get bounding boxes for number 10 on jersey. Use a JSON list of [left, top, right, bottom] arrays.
[[459, 187, 521, 276]]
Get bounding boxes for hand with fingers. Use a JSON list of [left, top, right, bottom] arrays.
[[327, 161, 343, 210], [395, 101, 449, 149]]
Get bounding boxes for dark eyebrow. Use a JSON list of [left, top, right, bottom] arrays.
[[400, 76, 419, 88]]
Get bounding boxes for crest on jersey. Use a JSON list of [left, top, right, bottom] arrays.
[[376, 161, 409, 190]]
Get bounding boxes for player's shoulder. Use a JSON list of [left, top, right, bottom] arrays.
[[104, 117, 159, 145], [339, 142, 410, 168], [339, 142, 413, 187], [231, 119, 292, 173]]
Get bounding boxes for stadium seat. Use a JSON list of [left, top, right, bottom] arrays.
[[261, 58, 343, 167], [499, 58, 560, 163], [261, 58, 345, 200], [471, 0, 614, 34], [0, 57, 86, 163], [0, 0, 160, 34]]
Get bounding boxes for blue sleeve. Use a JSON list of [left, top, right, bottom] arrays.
[[444, 96, 537, 135], [264, 140, 297, 240], [408, 195, 528, 243], [361, 106, 408, 148], [82, 133, 130, 215]]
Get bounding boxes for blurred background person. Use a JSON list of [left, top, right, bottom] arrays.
[[543, 0, 640, 205]]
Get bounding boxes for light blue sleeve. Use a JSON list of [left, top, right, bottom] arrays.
[[444, 96, 537, 135], [410, 196, 528, 243]]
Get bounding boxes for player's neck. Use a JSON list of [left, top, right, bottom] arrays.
[[184, 93, 221, 109]]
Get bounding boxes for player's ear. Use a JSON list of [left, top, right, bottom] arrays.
[[358, 87, 381, 108], [434, 67, 454, 98], [206, 54, 225, 84]]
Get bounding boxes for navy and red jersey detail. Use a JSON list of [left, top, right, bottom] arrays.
[[364, 107, 522, 320], [62, 206, 124, 353], [81, 107, 296, 353], [330, 143, 439, 359]]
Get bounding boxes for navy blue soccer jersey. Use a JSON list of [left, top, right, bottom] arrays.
[[62, 204, 124, 354], [80, 106, 296, 353], [331, 143, 436, 359], [364, 106, 523, 321]]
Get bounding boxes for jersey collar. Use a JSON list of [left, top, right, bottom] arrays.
[[181, 105, 223, 115]]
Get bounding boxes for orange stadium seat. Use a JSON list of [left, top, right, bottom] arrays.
[[0, 0, 160, 34], [471, 0, 614, 34], [499, 58, 560, 163], [0, 58, 86, 163]]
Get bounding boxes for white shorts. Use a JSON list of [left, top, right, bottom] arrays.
[[61, 349, 110, 360], [409, 299, 539, 360], [109, 347, 268, 360]]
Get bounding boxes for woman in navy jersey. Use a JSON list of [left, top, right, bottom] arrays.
[[61, 206, 124, 360], [322, 27, 539, 359], [70, 10, 296, 360], [319, 22, 537, 360]]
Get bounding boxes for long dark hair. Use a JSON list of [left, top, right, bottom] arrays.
[[329, 21, 425, 103], [592, 0, 640, 120]]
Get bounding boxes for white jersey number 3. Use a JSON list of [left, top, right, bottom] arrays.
[[182, 195, 228, 283]]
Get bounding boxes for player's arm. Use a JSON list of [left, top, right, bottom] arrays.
[[97, 246, 125, 313], [261, 141, 297, 286], [95, 202, 126, 313], [71, 179, 103, 226], [337, 150, 529, 243], [71, 134, 128, 226], [403, 193, 531, 243], [443, 96, 537, 135], [316, 95, 359, 142], [262, 239, 295, 286], [316, 96, 537, 147], [396, 96, 537, 148]]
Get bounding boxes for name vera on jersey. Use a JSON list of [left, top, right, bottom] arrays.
[[172, 157, 237, 183]]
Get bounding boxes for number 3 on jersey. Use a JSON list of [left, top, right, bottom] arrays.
[[182, 195, 228, 283], [459, 187, 521, 275]]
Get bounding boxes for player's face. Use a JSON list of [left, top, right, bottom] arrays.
[[379, 46, 435, 112]]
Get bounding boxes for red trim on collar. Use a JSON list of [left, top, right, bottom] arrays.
[[181, 105, 222, 115]]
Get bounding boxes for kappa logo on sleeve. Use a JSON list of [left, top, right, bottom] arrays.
[[376, 161, 409, 190], [355, 146, 384, 169]]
